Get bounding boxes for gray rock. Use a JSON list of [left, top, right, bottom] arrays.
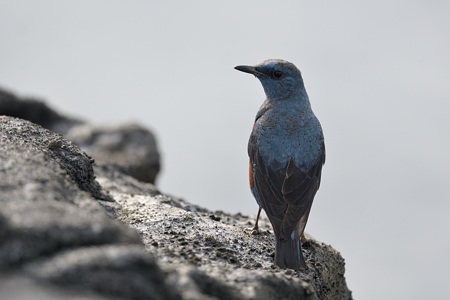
[[0, 87, 161, 184], [0, 117, 178, 300], [99, 190, 352, 300], [0, 273, 114, 300], [0, 87, 82, 134], [0, 116, 110, 202], [25, 245, 175, 300], [66, 123, 161, 184]]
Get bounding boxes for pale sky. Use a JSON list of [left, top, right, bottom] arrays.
[[1, 1, 449, 299]]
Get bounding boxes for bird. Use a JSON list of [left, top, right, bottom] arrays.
[[235, 59, 325, 270]]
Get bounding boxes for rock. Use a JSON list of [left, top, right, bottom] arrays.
[[0, 116, 110, 203], [98, 190, 352, 300], [0, 87, 81, 134], [0, 116, 352, 299], [25, 245, 174, 300], [0, 117, 178, 300], [0, 87, 161, 184], [0, 273, 112, 300], [66, 123, 160, 184]]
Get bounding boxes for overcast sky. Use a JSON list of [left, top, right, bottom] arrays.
[[1, 1, 449, 299]]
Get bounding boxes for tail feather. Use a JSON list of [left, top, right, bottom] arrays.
[[274, 235, 306, 270]]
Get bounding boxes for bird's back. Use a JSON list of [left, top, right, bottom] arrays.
[[248, 97, 325, 240], [250, 99, 324, 173]]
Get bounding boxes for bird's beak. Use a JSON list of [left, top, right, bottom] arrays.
[[234, 65, 266, 77]]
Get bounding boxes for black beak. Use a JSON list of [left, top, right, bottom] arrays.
[[234, 65, 266, 77]]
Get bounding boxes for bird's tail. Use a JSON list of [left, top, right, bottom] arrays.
[[274, 234, 306, 270]]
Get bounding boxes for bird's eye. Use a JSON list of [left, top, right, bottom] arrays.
[[272, 70, 283, 79]]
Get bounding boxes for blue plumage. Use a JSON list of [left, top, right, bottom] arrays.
[[235, 59, 325, 270]]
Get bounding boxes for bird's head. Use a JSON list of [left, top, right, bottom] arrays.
[[235, 59, 305, 101]]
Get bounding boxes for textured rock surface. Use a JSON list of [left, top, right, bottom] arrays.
[[0, 117, 110, 203], [66, 123, 160, 184], [98, 189, 351, 300], [0, 117, 178, 300], [0, 115, 352, 299], [0, 87, 161, 184]]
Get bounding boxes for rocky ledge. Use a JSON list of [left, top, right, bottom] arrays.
[[0, 88, 352, 300]]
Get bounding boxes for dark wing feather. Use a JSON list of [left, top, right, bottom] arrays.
[[279, 149, 325, 239], [249, 141, 325, 240]]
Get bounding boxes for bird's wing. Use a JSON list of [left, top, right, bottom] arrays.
[[280, 149, 325, 238], [249, 142, 325, 240]]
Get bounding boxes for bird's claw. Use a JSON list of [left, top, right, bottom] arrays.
[[300, 234, 307, 245], [245, 225, 260, 235]]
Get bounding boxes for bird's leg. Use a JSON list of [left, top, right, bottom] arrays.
[[246, 207, 262, 235]]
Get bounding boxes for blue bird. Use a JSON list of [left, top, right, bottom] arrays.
[[235, 59, 325, 269]]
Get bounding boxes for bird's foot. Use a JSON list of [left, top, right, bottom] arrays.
[[245, 207, 262, 235], [300, 234, 307, 244], [300, 235, 312, 248], [245, 225, 260, 235]]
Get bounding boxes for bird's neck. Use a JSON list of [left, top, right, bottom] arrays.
[[265, 88, 311, 111]]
